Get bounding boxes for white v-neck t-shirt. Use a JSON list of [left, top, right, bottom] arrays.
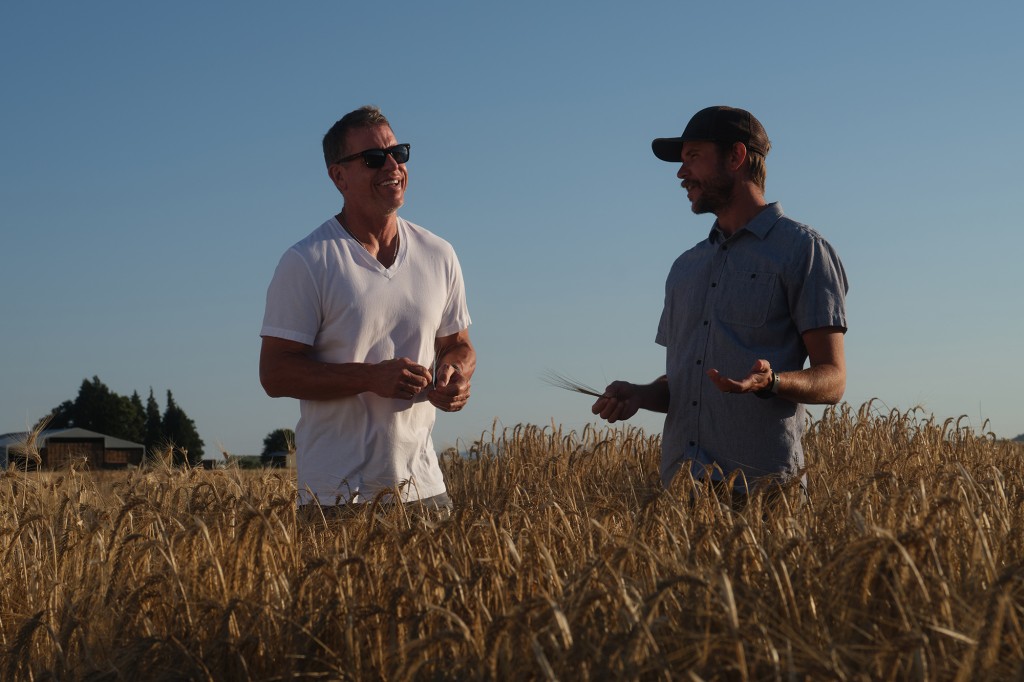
[[261, 216, 471, 504]]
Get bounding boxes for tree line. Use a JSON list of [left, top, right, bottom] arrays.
[[37, 376, 205, 466]]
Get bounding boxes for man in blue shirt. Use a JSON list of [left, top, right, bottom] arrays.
[[592, 106, 848, 507]]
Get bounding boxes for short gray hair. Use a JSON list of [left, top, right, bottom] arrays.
[[322, 106, 391, 168]]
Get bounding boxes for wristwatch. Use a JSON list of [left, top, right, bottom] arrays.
[[755, 370, 779, 399]]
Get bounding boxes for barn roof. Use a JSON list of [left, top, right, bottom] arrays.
[[0, 428, 144, 451]]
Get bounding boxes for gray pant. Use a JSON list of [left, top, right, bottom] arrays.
[[298, 492, 453, 521]]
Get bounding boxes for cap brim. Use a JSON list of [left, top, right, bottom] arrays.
[[652, 137, 683, 162]]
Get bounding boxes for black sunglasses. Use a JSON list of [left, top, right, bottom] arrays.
[[334, 143, 411, 169]]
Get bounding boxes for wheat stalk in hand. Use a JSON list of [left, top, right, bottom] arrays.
[[540, 369, 605, 398]]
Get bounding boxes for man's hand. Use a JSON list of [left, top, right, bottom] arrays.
[[706, 359, 773, 395], [428, 363, 471, 412], [372, 358, 432, 400], [591, 381, 643, 423]]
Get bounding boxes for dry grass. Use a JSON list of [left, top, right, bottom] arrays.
[[1, 402, 1022, 680]]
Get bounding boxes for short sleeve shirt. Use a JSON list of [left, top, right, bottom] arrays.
[[261, 216, 471, 504], [655, 203, 847, 488]]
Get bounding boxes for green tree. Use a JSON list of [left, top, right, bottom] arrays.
[[260, 425, 292, 466], [260, 425, 296, 466], [73, 377, 118, 432], [261, 428, 295, 466], [144, 388, 163, 454], [161, 390, 204, 466], [38, 377, 145, 444], [41, 400, 75, 430], [124, 391, 147, 444]]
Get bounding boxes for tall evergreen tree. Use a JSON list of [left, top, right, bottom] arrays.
[[72, 377, 120, 433], [144, 388, 163, 454], [123, 391, 147, 444], [161, 390, 204, 465]]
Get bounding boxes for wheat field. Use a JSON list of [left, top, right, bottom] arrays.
[[1, 402, 1022, 681]]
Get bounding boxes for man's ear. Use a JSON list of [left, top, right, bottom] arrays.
[[727, 141, 749, 172], [328, 163, 347, 193]]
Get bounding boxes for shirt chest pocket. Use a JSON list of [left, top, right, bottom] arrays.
[[717, 270, 778, 327]]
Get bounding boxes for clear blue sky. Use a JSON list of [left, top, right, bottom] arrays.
[[3, 2, 1023, 458]]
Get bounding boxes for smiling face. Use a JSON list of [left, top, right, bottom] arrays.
[[329, 124, 408, 217], [676, 140, 735, 216]]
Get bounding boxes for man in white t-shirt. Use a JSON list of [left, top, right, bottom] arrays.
[[260, 106, 475, 510]]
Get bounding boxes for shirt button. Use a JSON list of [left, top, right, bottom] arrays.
[[691, 401, 698, 406], [689, 441, 696, 447], [711, 282, 717, 288], [696, 360, 702, 365], [703, 320, 708, 326]]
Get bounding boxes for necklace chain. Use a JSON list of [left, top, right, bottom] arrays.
[[338, 214, 399, 266]]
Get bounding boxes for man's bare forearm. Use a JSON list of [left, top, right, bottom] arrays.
[[260, 337, 431, 401], [776, 364, 845, 405], [435, 331, 476, 380], [261, 351, 374, 400]]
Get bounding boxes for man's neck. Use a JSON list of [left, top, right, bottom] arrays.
[[337, 207, 399, 247], [714, 187, 767, 237]]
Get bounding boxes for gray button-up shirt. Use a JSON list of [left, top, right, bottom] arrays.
[[656, 203, 848, 489]]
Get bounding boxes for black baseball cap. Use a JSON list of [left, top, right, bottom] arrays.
[[652, 106, 771, 162]]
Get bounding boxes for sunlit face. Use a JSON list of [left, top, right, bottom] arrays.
[[676, 141, 735, 216], [329, 125, 408, 215]]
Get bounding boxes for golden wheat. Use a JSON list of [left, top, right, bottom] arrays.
[[0, 403, 1022, 680]]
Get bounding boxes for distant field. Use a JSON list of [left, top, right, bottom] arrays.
[[1, 403, 1022, 680]]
